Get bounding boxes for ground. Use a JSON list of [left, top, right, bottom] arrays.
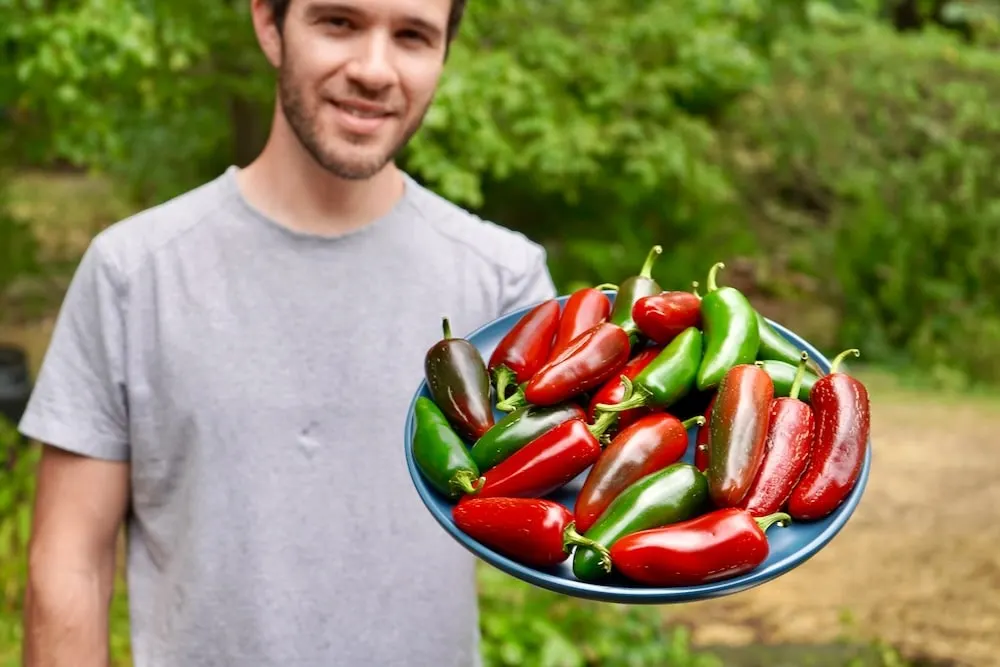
[[666, 373, 1000, 667]]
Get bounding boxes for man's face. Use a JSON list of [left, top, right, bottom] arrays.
[[269, 0, 451, 180]]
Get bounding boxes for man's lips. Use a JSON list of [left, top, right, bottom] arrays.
[[331, 99, 396, 119], [328, 99, 396, 136]]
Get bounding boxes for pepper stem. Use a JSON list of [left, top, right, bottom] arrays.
[[562, 521, 613, 573], [451, 469, 485, 496], [789, 351, 809, 400], [492, 365, 517, 404], [829, 348, 860, 375], [442, 317, 453, 340], [594, 376, 650, 414], [755, 511, 791, 533], [595, 283, 618, 291], [495, 385, 527, 412], [639, 245, 663, 279], [588, 409, 619, 442], [706, 262, 725, 292], [681, 416, 706, 430], [692, 281, 701, 299]]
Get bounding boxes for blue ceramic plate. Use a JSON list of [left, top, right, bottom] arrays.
[[403, 291, 872, 604]]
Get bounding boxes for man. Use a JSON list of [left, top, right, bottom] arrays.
[[18, 0, 556, 665]]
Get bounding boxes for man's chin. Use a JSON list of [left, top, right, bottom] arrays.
[[318, 152, 393, 181]]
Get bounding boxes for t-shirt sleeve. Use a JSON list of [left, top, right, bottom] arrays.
[[498, 241, 558, 316], [17, 235, 131, 462]]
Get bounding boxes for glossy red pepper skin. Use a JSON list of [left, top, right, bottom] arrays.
[[574, 413, 704, 534], [610, 508, 790, 586], [632, 288, 702, 344], [452, 497, 576, 568], [550, 288, 612, 361], [586, 346, 663, 429], [694, 395, 716, 472], [524, 322, 631, 406], [707, 364, 774, 507], [741, 353, 815, 516], [488, 299, 561, 402], [468, 416, 614, 500], [787, 350, 870, 521]]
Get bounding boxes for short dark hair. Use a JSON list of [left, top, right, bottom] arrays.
[[267, 0, 468, 44]]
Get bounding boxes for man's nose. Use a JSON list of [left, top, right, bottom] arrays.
[[343, 32, 398, 92]]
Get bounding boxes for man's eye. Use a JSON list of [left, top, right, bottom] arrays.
[[325, 17, 353, 29], [398, 30, 427, 43]]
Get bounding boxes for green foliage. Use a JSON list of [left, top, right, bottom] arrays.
[[477, 566, 720, 667], [2, 0, 800, 293], [0, 418, 38, 664], [0, 418, 132, 666], [404, 0, 800, 289], [1, 0, 268, 205], [722, 16, 1000, 384], [0, 183, 41, 296]]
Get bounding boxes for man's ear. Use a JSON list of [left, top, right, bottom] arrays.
[[250, 0, 283, 68]]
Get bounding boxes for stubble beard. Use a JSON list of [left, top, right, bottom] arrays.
[[277, 54, 432, 181]]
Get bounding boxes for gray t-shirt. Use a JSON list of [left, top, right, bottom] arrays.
[[18, 166, 557, 667]]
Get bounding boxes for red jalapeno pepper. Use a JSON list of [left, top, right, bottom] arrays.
[[489, 299, 561, 404], [632, 282, 702, 345], [586, 346, 663, 430], [522, 322, 632, 407], [549, 287, 613, 361], [468, 412, 618, 500], [741, 352, 815, 517], [706, 364, 774, 508], [787, 349, 870, 521], [574, 413, 705, 534], [593, 327, 703, 417], [470, 403, 586, 472], [610, 508, 791, 586], [425, 317, 495, 441], [452, 497, 610, 570]]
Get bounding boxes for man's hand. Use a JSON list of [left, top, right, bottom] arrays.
[[23, 444, 130, 667]]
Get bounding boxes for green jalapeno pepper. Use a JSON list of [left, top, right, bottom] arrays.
[[469, 403, 586, 471], [412, 397, 484, 500], [756, 312, 824, 376], [755, 359, 819, 403], [605, 245, 663, 340], [696, 262, 760, 391], [592, 327, 702, 417], [572, 462, 709, 581]]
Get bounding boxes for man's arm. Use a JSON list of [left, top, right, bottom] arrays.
[[14, 234, 133, 666], [23, 445, 130, 667]]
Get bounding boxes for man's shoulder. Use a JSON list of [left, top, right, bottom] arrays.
[[403, 175, 548, 276], [87, 172, 232, 279]]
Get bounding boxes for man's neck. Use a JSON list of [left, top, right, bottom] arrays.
[[235, 112, 406, 238]]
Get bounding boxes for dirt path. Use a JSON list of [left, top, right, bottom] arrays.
[[667, 384, 1000, 667]]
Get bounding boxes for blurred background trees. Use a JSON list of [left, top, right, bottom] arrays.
[[4, 0, 1000, 386]]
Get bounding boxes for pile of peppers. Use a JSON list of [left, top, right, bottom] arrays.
[[412, 249, 872, 588]]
